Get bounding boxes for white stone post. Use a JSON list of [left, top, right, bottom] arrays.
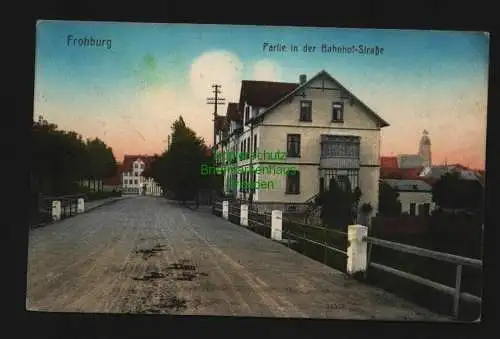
[[52, 200, 61, 221], [271, 209, 282, 241], [77, 198, 85, 213], [240, 204, 248, 226], [222, 200, 229, 220], [347, 224, 368, 275]]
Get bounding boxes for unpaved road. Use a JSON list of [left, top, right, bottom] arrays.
[[27, 196, 449, 320]]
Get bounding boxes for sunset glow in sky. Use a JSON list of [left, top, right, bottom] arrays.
[[34, 21, 489, 169]]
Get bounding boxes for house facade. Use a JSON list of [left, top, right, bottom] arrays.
[[215, 70, 390, 220], [120, 155, 162, 196], [383, 179, 434, 216]]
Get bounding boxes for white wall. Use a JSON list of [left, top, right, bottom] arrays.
[[399, 191, 435, 215]]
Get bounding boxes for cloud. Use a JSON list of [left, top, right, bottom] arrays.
[[252, 59, 281, 81], [189, 50, 243, 102]]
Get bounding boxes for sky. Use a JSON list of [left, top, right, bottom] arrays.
[[34, 21, 489, 170]]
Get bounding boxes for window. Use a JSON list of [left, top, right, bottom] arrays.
[[245, 106, 250, 123], [299, 100, 312, 121], [321, 136, 360, 158], [253, 135, 257, 154], [287, 134, 301, 157], [286, 170, 300, 194], [409, 203, 416, 216], [134, 163, 138, 169], [140, 163, 144, 169], [129, 179, 132, 185], [332, 102, 344, 122], [135, 179, 138, 185]]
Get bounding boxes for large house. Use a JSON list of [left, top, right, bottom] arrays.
[[120, 155, 163, 196], [214, 70, 390, 220]]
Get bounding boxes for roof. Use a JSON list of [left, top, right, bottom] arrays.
[[121, 155, 156, 172], [239, 80, 299, 109], [247, 70, 390, 128], [383, 179, 432, 192], [380, 156, 398, 168], [226, 102, 242, 122], [418, 165, 485, 188], [380, 167, 423, 180]]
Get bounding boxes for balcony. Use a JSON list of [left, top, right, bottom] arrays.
[[320, 134, 360, 169]]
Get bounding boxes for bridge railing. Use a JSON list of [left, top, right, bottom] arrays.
[[212, 200, 483, 320], [33, 193, 88, 227], [363, 235, 482, 319]]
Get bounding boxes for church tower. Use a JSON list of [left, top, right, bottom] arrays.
[[418, 130, 432, 167]]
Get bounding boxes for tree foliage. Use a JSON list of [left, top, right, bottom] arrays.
[[432, 172, 483, 211], [31, 115, 118, 195], [144, 116, 218, 201], [320, 177, 359, 230], [378, 181, 401, 217]]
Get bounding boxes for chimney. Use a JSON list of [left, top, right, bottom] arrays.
[[299, 74, 307, 84]]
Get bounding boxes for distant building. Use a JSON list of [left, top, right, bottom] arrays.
[[383, 179, 434, 216], [120, 155, 162, 196], [418, 164, 484, 186], [396, 130, 432, 168]]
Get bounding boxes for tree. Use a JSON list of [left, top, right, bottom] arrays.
[[378, 181, 401, 217], [320, 177, 358, 230], [145, 116, 215, 204], [432, 172, 483, 212], [32, 116, 88, 195], [83, 138, 117, 192]]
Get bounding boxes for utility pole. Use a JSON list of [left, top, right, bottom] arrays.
[[207, 84, 225, 202], [206, 84, 225, 149]]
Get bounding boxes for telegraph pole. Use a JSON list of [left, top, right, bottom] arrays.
[[206, 84, 225, 149]]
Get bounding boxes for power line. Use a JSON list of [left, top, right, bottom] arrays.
[[207, 84, 225, 148]]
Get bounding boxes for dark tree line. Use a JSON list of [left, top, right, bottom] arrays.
[[142, 116, 222, 204], [31, 115, 118, 196]]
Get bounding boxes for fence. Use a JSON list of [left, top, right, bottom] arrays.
[[212, 200, 483, 320], [34, 194, 87, 226]]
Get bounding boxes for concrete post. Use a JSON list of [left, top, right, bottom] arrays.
[[77, 198, 85, 213], [347, 224, 368, 275], [240, 204, 248, 226], [52, 200, 61, 221], [222, 200, 229, 220], [271, 210, 282, 241]]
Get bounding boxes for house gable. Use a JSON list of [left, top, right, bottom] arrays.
[[249, 70, 389, 129]]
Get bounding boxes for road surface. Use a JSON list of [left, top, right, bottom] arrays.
[[27, 196, 449, 320]]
